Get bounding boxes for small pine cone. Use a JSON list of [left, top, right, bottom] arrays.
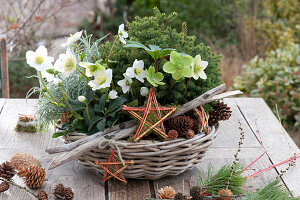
[[209, 102, 232, 126], [10, 153, 41, 169], [217, 189, 233, 200], [0, 161, 16, 180], [37, 191, 48, 200], [190, 186, 204, 200], [17, 166, 45, 189], [167, 116, 194, 135], [54, 183, 65, 199], [192, 118, 200, 134], [174, 192, 187, 200], [0, 182, 9, 193], [168, 130, 178, 140], [184, 130, 195, 139], [158, 186, 176, 199], [60, 112, 69, 124], [64, 187, 74, 200]]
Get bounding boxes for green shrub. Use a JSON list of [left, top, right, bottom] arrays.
[[99, 8, 223, 106], [233, 43, 300, 130], [8, 58, 38, 98]]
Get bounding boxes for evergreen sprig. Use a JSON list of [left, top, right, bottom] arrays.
[[197, 162, 246, 195], [244, 179, 300, 200]]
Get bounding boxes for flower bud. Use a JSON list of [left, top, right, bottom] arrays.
[[78, 95, 87, 102]]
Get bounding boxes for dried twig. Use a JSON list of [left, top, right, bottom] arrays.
[[0, 177, 38, 198]]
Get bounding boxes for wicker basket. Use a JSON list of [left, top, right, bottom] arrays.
[[63, 125, 219, 179]]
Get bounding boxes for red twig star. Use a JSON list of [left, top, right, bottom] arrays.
[[123, 88, 176, 142], [95, 149, 134, 183]]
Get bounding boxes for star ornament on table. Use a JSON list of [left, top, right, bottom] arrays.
[[123, 88, 176, 142], [95, 149, 134, 183]]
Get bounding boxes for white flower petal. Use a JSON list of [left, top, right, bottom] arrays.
[[140, 87, 149, 96], [119, 37, 126, 44], [36, 46, 48, 57], [122, 31, 128, 39], [118, 24, 125, 33], [199, 71, 207, 79], [108, 90, 118, 99]]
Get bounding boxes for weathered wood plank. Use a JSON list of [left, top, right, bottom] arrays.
[[154, 147, 280, 198], [211, 98, 261, 148], [0, 38, 10, 98], [234, 98, 300, 196], [0, 99, 106, 200], [108, 179, 151, 200]]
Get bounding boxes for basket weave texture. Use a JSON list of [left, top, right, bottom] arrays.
[[63, 125, 219, 179]]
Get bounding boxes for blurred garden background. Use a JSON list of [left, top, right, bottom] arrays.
[[0, 0, 299, 145]]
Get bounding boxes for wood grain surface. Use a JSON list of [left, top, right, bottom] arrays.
[[0, 98, 299, 200]]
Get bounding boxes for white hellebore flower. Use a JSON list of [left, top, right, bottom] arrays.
[[117, 73, 133, 94], [191, 55, 208, 80], [88, 69, 112, 91], [118, 24, 128, 44], [126, 59, 146, 83], [108, 90, 118, 100], [140, 87, 149, 97], [53, 78, 62, 86], [78, 95, 87, 102], [61, 30, 83, 48], [26, 46, 54, 71], [54, 48, 77, 77], [79, 62, 104, 77]]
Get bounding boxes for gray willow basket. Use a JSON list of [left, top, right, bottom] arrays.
[[63, 125, 219, 179]]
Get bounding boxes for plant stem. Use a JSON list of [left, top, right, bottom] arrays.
[[130, 86, 134, 101], [106, 36, 119, 67], [75, 42, 81, 60], [180, 78, 191, 103], [76, 68, 90, 85], [58, 85, 81, 120], [85, 102, 91, 122], [0, 178, 38, 198], [163, 79, 176, 103], [38, 71, 60, 103]]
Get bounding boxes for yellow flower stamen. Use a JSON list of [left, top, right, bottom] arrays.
[[134, 67, 142, 75], [35, 55, 44, 65], [64, 58, 75, 72], [95, 74, 107, 85]]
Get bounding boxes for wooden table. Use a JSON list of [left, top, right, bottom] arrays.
[[0, 98, 299, 200]]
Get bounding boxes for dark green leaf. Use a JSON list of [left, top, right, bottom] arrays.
[[95, 94, 106, 113], [96, 118, 106, 131], [107, 97, 127, 113], [52, 132, 66, 138], [160, 48, 176, 57], [147, 50, 160, 60], [88, 116, 103, 131], [124, 41, 150, 51]]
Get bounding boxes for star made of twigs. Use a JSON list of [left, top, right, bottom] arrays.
[[95, 149, 134, 183], [123, 88, 176, 142]]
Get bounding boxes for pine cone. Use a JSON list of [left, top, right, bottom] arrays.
[[0, 182, 9, 193], [10, 153, 41, 168], [174, 192, 187, 200], [17, 166, 45, 189], [190, 186, 204, 200], [37, 191, 48, 200], [158, 186, 176, 199], [60, 112, 69, 124], [192, 118, 200, 134], [168, 130, 178, 140], [0, 161, 16, 180], [208, 102, 232, 126], [217, 189, 233, 200], [64, 187, 74, 200], [167, 116, 194, 135], [54, 183, 65, 199], [184, 130, 195, 139]]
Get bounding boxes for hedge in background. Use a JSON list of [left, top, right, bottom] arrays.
[[233, 43, 300, 130]]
